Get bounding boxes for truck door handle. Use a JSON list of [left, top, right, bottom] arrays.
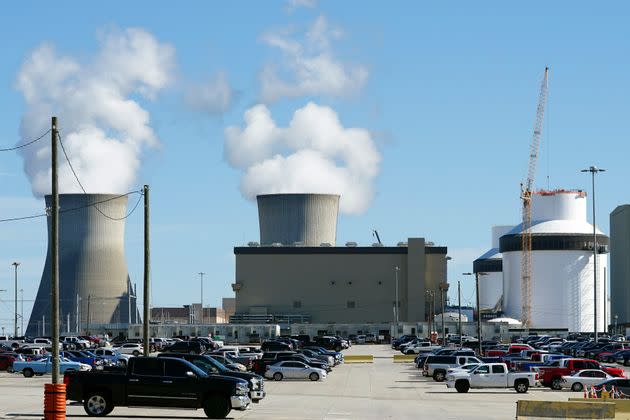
[[129, 379, 139, 382], [162, 380, 173, 384]]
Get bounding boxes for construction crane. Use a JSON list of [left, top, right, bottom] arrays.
[[520, 67, 549, 328]]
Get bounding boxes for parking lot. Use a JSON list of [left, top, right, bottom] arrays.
[[1, 344, 607, 420]]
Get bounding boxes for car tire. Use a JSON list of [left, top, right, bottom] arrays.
[[203, 394, 231, 419], [515, 380, 529, 393], [84, 391, 114, 417], [455, 380, 469, 393], [309, 372, 320, 381], [551, 377, 562, 390], [572, 382, 583, 392], [433, 370, 446, 382], [6, 366, 13, 373], [625, 359, 629, 367], [406, 350, 414, 355], [132, 351, 140, 357], [22, 368, 34, 378], [273, 372, 283, 381]]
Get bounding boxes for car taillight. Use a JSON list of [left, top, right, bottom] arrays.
[[63, 374, 70, 385]]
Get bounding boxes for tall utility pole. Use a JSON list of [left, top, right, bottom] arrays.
[[199, 272, 206, 324], [440, 282, 449, 346], [458, 280, 462, 348], [12, 262, 19, 337], [20, 289, 24, 334], [143, 185, 150, 355], [50, 116, 60, 384], [581, 166, 605, 342], [394, 266, 400, 335], [464, 272, 484, 355]]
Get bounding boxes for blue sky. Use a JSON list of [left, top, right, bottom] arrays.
[[0, 1, 628, 333]]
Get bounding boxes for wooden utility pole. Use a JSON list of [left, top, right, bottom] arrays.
[[50, 116, 60, 384], [143, 185, 150, 355]]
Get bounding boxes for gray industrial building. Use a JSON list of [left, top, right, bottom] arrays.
[[232, 193, 448, 325], [611, 205, 630, 327], [27, 194, 137, 336]]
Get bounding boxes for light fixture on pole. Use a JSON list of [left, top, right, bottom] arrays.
[[581, 166, 605, 343], [12, 262, 20, 338]]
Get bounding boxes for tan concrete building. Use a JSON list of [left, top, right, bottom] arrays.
[[232, 238, 448, 324], [151, 305, 226, 324]]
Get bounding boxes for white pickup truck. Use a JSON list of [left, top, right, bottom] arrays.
[[0, 335, 24, 349], [446, 363, 538, 393], [402, 341, 441, 355]]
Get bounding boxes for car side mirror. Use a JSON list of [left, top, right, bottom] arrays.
[[186, 371, 196, 378]]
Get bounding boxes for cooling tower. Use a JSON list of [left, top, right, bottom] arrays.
[[473, 225, 513, 310], [500, 190, 609, 331], [257, 194, 339, 246], [26, 194, 135, 336]]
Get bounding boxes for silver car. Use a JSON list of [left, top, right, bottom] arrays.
[[264, 361, 327, 381]]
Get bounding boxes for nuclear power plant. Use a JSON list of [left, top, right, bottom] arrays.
[[473, 225, 512, 311], [26, 194, 137, 336], [232, 193, 448, 327]]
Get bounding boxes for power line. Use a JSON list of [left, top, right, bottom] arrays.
[[0, 191, 142, 224], [0, 129, 51, 152], [57, 132, 144, 221]]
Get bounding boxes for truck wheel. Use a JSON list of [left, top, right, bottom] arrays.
[[433, 370, 446, 382], [84, 392, 114, 416], [515, 380, 529, 393], [6, 366, 13, 373], [455, 380, 469, 393], [273, 372, 283, 381], [572, 382, 583, 392], [309, 372, 320, 381], [551, 377, 562, 390], [203, 394, 231, 419], [22, 368, 34, 378]]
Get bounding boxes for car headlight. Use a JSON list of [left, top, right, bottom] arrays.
[[250, 378, 260, 390], [236, 383, 249, 395]]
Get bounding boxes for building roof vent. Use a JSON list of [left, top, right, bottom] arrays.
[[293, 241, 305, 247], [320, 242, 332, 247], [345, 241, 357, 247], [247, 241, 260, 247], [397, 242, 408, 247], [372, 242, 384, 247], [271, 242, 283, 247]]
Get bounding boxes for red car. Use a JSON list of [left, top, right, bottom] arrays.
[[537, 358, 625, 390], [0, 354, 17, 371]]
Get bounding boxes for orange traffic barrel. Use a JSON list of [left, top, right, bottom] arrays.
[[44, 383, 66, 420]]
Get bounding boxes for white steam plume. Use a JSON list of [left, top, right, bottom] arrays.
[[15, 27, 175, 196], [225, 102, 380, 215]]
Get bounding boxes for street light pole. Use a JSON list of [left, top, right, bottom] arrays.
[[394, 266, 400, 336], [458, 280, 462, 348], [20, 289, 24, 335], [12, 262, 19, 337], [581, 166, 605, 343], [199, 272, 206, 324]]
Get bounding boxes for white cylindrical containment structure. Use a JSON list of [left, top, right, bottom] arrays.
[[257, 194, 339, 246], [500, 190, 608, 331], [474, 225, 513, 310], [27, 194, 135, 335]]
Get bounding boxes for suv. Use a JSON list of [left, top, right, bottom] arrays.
[[261, 341, 292, 352], [162, 341, 206, 355], [424, 355, 482, 381]]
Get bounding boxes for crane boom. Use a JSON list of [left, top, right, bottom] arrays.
[[520, 67, 549, 328]]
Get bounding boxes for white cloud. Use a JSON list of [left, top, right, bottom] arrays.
[[225, 102, 380, 215], [259, 15, 368, 102], [15, 27, 175, 196], [185, 72, 235, 115]]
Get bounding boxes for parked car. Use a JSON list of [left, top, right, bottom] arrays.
[[0, 335, 24, 349], [302, 346, 343, 365], [157, 353, 266, 403], [594, 378, 630, 398], [262, 351, 330, 372], [65, 356, 250, 418], [298, 348, 335, 366], [312, 336, 344, 352], [423, 355, 482, 381], [13, 355, 91, 377], [260, 341, 292, 352], [161, 341, 206, 355], [0, 353, 18, 372], [392, 335, 418, 349], [91, 348, 132, 366], [446, 363, 538, 393], [561, 369, 613, 392], [208, 354, 247, 372], [113, 343, 144, 356], [61, 336, 90, 349], [264, 360, 326, 381], [536, 358, 625, 390], [402, 342, 441, 355]]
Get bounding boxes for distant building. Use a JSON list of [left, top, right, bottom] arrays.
[[611, 205, 630, 327], [151, 305, 226, 324], [222, 298, 236, 320]]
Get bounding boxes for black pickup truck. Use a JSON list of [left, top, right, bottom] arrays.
[[64, 356, 250, 418], [157, 353, 266, 402]]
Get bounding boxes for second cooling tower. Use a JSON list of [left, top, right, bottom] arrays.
[[257, 194, 340, 246]]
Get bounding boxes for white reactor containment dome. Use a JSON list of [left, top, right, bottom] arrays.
[[256, 193, 340, 246], [500, 190, 608, 331]]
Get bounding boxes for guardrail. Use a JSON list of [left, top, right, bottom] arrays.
[[393, 354, 417, 363], [343, 355, 374, 363]]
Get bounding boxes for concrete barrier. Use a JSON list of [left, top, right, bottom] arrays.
[[569, 398, 630, 419], [393, 354, 417, 363], [516, 400, 615, 420], [343, 355, 374, 363]]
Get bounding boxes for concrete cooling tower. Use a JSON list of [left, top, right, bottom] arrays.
[[257, 194, 340, 246], [500, 190, 609, 331], [473, 225, 513, 310], [26, 194, 136, 336]]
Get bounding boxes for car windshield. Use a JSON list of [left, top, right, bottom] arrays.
[[201, 356, 228, 372]]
